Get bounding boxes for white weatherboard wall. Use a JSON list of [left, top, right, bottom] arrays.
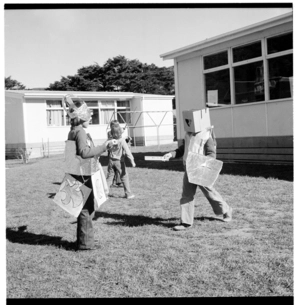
[[5, 91, 175, 159], [5, 94, 26, 146], [209, 99, 293, 139]]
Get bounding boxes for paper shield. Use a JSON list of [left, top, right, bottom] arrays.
[[92, 167, 109, 211], [53, 174, 92, 218], [186, 152, 223, 187]]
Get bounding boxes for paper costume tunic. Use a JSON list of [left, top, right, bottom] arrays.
[[183, 129, 223, 188]]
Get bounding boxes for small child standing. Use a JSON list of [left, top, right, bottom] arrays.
[[106, 124, 136, 199]]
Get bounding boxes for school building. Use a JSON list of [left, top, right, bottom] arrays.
[[160, 12, 293, 164], [5, 90, 174, 159]]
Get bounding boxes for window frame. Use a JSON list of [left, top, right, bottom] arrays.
[[46, 99, 68, 127], [202, 31, 293, 107]]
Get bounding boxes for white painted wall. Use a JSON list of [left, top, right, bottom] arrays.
[[5, 95, 25, 145], [209, 99, 293, 139]]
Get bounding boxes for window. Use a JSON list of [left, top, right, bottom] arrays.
[[100, 100, 115, 124], [46, 100, 65, 126], [202, 31, 293, 106], [234, 61, 264, 104], [233, 41, 262, 62], [204, 51, 228, 70], [117, 100, 131, 124], [99, 100, 132, 125], [267, 32, 293, 54], [85, 101, 99, 124], [268, 54, 293, 100], [205, 69, 231, 105]]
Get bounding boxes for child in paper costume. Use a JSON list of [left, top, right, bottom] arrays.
[[63, 94, 116, 250], [164, 110, 232, 231], [106, 124, 136, 199]]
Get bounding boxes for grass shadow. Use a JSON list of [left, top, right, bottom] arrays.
[[6, 226, 76, 251], [47, 193, 56, 199], [195, 216, 226, 222], [94, 211, 178, 228], [101, 152, 293, 181]]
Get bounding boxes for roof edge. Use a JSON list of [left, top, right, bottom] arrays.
[[160, 11, 292, 60]]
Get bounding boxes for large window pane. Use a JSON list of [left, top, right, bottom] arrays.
[[47, 110, 65, 126], [234, 61, 264, 104], [205, 69, 231, 105], [268, 54, 293, 100], [100, 101, 115, 108], [117, 100, 130, 107], [267, 32, 293, 54], [117, 110, 131, 124], [233, 41, 262, 62], [100, 109, 115, 124], [90, 109, 100, 124], [46, 100, 62, 108], [85, 101, 98, 107], [204, 51, 228, 70]]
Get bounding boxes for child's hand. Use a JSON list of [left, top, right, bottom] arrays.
[[163, 152, 172, 161], [132, 162, 136, 168], [106, 139, 118, 148]]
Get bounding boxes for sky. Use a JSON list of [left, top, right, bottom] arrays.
[[4, 4, 293, 89]]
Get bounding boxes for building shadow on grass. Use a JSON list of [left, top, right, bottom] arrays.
[[101, 153, 293, 182], [94, 211, 224, 227], [6, 226, 76, 251]]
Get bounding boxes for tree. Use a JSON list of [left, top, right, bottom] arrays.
[[5, 76, 26, 90], [46, 55, 174, 95]]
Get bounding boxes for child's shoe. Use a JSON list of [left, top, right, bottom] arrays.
[[223, 207, 233, 222], [125, 194, 135, 199], [173, 223, 191, 231]]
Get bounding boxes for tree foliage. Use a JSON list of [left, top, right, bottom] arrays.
[[47, 55, 174, 95], [5, 76, 26, 90]]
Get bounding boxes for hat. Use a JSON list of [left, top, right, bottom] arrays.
[[62, 94, 91, 122]]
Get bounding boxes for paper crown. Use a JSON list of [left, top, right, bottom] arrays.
[[62, 94, 91, 122]]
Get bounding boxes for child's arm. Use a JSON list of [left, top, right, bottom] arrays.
[[121, 138, 136, 167], [75, 129, 115, 159], [163, 143, 184, 161], [204, 138, 216, 158]]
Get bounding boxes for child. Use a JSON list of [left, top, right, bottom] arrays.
[[64, 94, 116, 250], [163, 127, 232, 231], [107, 120, 132, 187], [106, 124, 136, 199]]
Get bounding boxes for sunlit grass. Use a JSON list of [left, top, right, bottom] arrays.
[[6, 144, 293, 297]]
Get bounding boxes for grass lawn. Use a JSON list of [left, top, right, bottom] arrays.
[[6, 143, 293, 298]]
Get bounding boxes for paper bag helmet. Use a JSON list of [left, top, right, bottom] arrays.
[[62, 94, 92, 122], [182, 108, 211, 133]]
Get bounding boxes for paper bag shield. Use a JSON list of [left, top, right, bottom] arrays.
[[186, 152, 223, 187], [53, 174, 92, 218], [92, 166, 109, 211]]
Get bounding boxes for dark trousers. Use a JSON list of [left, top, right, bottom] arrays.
[[71, 174, 95, 249]]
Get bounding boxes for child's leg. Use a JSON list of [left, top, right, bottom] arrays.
[[118, 161, 133, 197], [198, 185, 230, 216], [106, 160, 117, 189], [179, 171, 198, 226]]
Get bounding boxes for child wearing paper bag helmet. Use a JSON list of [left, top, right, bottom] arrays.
[[63, 94, 117, 250], [163, 108, 232, 231]]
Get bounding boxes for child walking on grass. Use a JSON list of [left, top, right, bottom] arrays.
[[106, 124, 136, 199]]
